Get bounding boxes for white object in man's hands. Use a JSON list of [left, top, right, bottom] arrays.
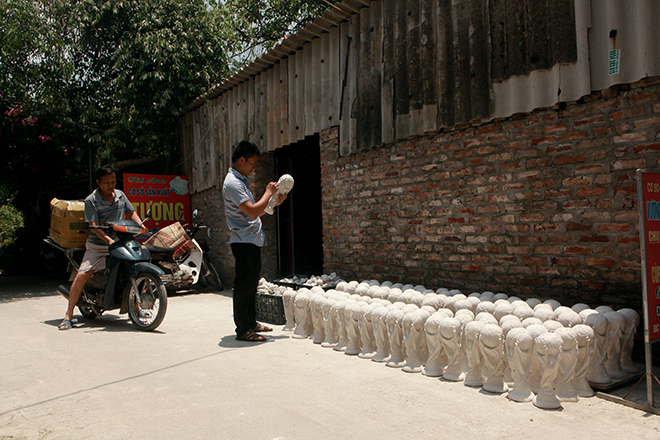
[[265, 174, 294, 215]]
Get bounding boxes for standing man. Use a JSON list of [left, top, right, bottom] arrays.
[[223, 140, 286, 342], [59, 165, 146, 330]]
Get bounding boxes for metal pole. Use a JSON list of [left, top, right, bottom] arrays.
[[637, 168, 655, 406]]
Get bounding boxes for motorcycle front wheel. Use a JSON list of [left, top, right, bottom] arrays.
[[125, 272, 167, 331]]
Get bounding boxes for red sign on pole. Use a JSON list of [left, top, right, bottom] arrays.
[[123, 174, 191, 241], [638, 170, 660, 342]]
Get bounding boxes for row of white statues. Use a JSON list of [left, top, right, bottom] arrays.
[[278, 280, 640, 409]]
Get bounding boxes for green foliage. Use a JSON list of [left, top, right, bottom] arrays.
[[0, 204, 24, 248], [1, 0, 334, 210], [218, 0, 335, 69]]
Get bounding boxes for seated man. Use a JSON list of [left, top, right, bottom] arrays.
[[59, 165, 146, 330]]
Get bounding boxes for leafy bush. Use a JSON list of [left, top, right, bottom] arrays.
[[0, 204, 24, 248]]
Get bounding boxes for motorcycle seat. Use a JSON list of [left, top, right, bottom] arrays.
[[145, 244, 176, 254]]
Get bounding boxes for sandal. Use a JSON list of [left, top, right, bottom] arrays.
[[252, 323, 273, 333], [236, 331, 267, 342], [58, 319, 73, 330]]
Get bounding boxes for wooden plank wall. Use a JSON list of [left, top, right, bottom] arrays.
[[182, 0, 578, 194]]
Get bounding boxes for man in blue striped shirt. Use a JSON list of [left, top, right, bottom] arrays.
[[223, 140, 286, 342]]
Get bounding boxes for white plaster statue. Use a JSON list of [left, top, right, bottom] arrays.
[[618, 308, 641, 374], [282, 288, 297, 331], [344, 301, 363, 355], [454, 309, 475, 326], [584, 312, 611, 385], [543, 320, 563, 333], [493, 302, 514, 322], [443, 296, 457, 313], [386, 308, 406, 368], [554, 327, 579, 402], [439, 317, 467, 381], [454, 299, 473, 313], [557, 310, 582, 328], [512, 304, 535, 321], [332, 300, 349, 351], [533, 306, 554, 322], [292, 290, 312, 339], [572, 324, 596, 397], [475, 301, 495, 315], [402, 309, 430, 373], [525, 298, 542, 308], [522, 317, 543, 328], [525, 324, 549, 393], [479, 324, 508, 394], [475, 312, 498, 326], [552, 306, 572, 320], [500, 317, 523, 385], [595, 305, 614, 315], [533, 332, 564, 409], [410, 292, 426, 307], [423, 312, 448, 377], [579, 308, 599, 323], [603, 311, 627, 380], [421, 294, 442, 310], [543, 299, 561, 310], [386, 288, 403, 304], [320, 297, 338, 347], [371, 306, 390, 362], [506, 327, 534, 402], [463, 320, 485, 387], [571, 303, 590, 314], [310, 294, 326, 344], [358, 303, 378, 359], [264, 174, 294, 215]]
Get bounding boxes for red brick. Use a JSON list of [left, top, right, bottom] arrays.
[[577, 187, 607, 196], [609, 106, 644, 121], [564, 246, 592, 254], [598, 223, 631, 233], [585, 258, 616, 267], [556, 154, 586, 165]]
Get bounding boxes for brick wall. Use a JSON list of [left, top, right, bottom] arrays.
[[191, 151, 279, 289], [320, 77, 660, 310]]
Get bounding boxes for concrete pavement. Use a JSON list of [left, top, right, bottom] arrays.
[[1, 275, 660, 440]]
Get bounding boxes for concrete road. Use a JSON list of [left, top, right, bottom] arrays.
[[1, 275, 660, 440]]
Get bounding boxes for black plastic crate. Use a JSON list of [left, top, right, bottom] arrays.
[[256, 292, 285, 325]]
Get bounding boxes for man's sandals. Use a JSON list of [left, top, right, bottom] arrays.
[[236, 323, 273, 342]]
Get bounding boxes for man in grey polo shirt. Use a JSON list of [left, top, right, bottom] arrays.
[[59, 165, 146, 330], [222, 140, 286, 342]]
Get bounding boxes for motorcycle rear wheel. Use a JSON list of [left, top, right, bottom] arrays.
[[125, 272, 167, 331], [78, 305, 99, 319], [205, 259, 223, 291]]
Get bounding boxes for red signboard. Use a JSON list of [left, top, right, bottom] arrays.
[[123, 174, 191, 241], [639, 170, 660, 342]]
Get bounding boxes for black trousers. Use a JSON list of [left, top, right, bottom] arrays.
[[230, 243, 261, 337]]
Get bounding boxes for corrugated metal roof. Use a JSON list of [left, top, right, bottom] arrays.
[[181, 0, 660, 193]]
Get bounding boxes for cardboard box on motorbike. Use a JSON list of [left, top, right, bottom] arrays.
[[49, 198, 89, 248]]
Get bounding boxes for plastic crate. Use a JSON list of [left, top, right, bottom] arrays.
[[256, 292, 285, 325]]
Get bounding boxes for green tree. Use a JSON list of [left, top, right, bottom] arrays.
[[219, 0, 336, 69], [0, 204, 24, 248]]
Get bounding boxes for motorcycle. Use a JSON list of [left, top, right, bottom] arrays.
[[45, 217, 168, 332], [145, 210, 223, 292]]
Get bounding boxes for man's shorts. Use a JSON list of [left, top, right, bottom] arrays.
[[78, 243, 109, 273]]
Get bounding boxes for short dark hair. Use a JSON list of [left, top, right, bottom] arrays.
[[231, 140, 260, 164], [96, 165, 116, 181]]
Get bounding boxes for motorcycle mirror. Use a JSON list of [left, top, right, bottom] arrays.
[[193, 209, 199, 219], [177, 211, 184, 221], [142, 209, 152, 224]]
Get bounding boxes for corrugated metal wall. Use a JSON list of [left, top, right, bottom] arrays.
[[180, 0, 660, 194]]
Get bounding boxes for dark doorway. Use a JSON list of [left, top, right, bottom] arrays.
[[275, 135, 323, 277]]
